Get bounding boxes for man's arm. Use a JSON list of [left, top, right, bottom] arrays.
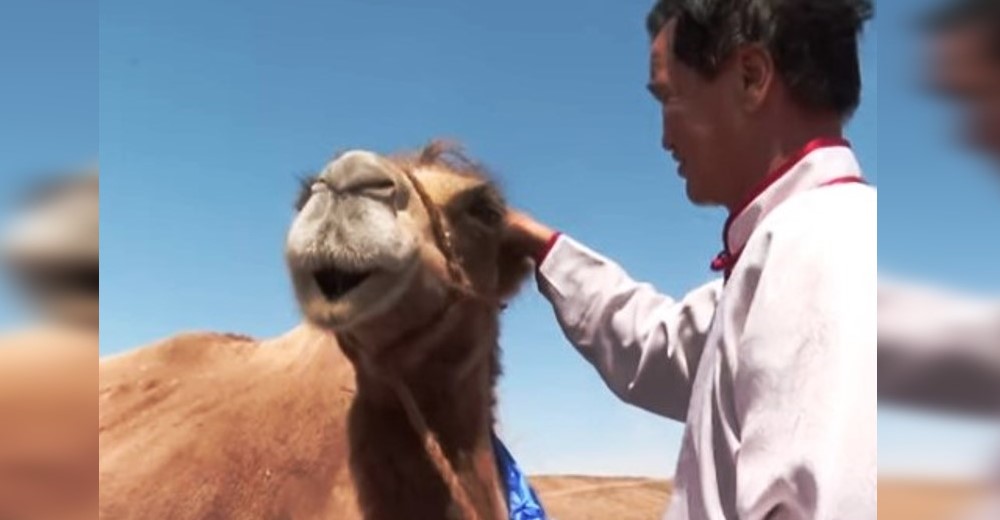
[[506, 210, 722, 421], [878, 281, 1000, 416], [733, 205, 876, 519]]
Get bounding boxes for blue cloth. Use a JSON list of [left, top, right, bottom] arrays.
[[491, 432, 549, 520]]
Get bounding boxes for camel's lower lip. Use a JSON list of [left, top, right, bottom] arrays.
[[313, 267, 374, 301]]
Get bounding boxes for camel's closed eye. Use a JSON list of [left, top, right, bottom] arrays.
[[295, 175, 319, 212], [461, 186, 505, 229]]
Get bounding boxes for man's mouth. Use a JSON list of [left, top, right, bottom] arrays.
[[671, 154, 685, 176], [313, 267, 373, 300]]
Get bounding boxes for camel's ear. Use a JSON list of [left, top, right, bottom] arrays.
[[495, 224, 535, 303]]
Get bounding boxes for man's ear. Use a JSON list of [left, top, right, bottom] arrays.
[[737, 44, 774, 112], [495, 228, 535, 304]]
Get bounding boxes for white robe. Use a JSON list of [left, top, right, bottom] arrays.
[[535, 144, 877, 519]]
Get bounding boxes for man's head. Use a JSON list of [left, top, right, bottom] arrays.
[[924, 0, 1000, 162], [645, 0, 873, 207]]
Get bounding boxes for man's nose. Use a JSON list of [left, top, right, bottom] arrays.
[[660, 116, 673, 152]]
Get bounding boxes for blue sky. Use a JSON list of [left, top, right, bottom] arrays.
[[0, 0, 962, 479]]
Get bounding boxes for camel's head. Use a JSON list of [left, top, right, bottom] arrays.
[[286, 142, 532, 341], [1, 171, 99, 328]]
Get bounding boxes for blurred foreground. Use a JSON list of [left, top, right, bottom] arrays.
[[876, 0, 1000, 518], [0, 170, 98, 520]]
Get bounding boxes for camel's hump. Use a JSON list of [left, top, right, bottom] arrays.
[[99, 326, 358, 520], [99, 327, 355, 430], [100, 331, 257, 372]]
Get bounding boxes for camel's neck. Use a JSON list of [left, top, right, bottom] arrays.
[[344, 313, 506, 520]]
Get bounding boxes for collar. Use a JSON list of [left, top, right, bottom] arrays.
[[491, 432, 549, 519], [710, 137, 865, 280]]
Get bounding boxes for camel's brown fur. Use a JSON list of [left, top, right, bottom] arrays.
[[99, 143, 533, 519]]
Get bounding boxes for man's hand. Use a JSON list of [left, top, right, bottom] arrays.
[[503, 209, 558, 263]]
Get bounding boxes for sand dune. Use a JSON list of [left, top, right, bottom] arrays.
[[531, 476, 671, 519], [878, 479, 987, 520], [530, 475, 984, 520]]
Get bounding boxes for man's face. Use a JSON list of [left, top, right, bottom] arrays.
[[927, 23, 1000, 162], [648, 20, 743, 206]]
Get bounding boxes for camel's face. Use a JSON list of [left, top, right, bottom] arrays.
[[1, 173, 99, 327], [286, 145, 530, 333]]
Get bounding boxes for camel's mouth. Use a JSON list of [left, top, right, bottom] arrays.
[[12, 262, 100, 296], [49, 265, 100, 295], [313, 267, 374, 301]]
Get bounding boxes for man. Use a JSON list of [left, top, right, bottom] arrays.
[[507, 1, 876, 518], [879, 0, 1000, 418]]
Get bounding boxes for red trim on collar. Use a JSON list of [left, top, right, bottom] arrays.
[[817, 175, 866, 188], [709, 137, 856, 281], [710, 174, 866, 280], [534, 231, 563, 266], [721, 137, 851, 251]]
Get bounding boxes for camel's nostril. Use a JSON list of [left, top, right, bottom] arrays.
[[349, 178, 398, 201], [323, 151, 401, 201]]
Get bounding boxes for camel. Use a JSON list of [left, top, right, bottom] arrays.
[[0, 170, 99, 520], [99, 143, 537, 520]]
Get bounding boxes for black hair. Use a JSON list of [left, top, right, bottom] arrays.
[[646, 0, 874, 118]]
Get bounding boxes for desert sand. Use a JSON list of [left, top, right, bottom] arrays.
[[530, 475, 985, 520]]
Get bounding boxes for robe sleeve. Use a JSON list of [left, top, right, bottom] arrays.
[[535, 234, 722, 421], [878, 280, 1000, 416], [732, 216, 877, 520]]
